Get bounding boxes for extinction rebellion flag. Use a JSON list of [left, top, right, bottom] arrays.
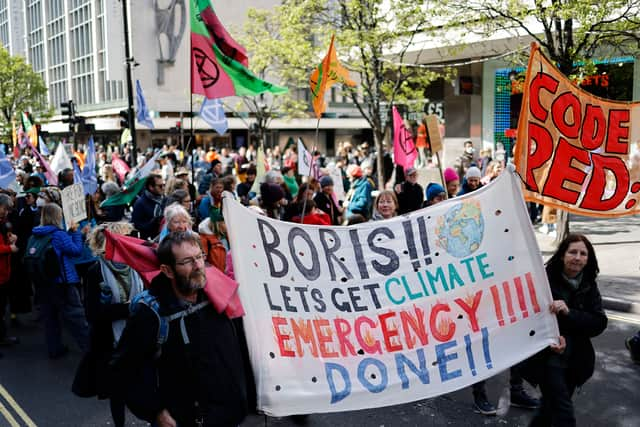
[[190, 0, 287, 98], [515, 43, 640, 217]]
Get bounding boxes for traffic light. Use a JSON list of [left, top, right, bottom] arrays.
[[60, 100, 75, 123], [119, 110, 129, 129]]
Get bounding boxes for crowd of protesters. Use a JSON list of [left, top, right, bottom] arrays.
[[0, 136, 627, 427]]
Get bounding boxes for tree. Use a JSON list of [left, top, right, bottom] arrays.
[[242, 0, 444, 185], [0, 48, 49, 142], [436, 0, 640, 242], [318, 0, 442, 186], [236, 2, 324, 146]]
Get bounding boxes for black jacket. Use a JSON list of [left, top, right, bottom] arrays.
[[73, 262, 130, 399], [314, 192, 341, 225], [522, 268, 607, 388], [396, 181, 424, 215], [131, 191, 163, 240], [111, 273, 248, 426]]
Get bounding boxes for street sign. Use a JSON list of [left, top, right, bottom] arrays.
[[424, 100, 445, 121]]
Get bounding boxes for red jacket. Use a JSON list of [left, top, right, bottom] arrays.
[[292, 211, 332, 226], [0, 233, 12, 285]]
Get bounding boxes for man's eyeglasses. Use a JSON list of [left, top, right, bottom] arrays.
[[174, 252, 206, 268]]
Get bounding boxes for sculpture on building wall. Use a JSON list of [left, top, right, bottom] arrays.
[[154, 0, 186, 85]]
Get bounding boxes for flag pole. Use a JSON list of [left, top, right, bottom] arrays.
[[189, 12, 195, 185], [190, 95, 195, 184], [300, 117, 321, 223]]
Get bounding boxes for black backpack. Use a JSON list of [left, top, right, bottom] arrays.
[[23, 234, 62, 286]]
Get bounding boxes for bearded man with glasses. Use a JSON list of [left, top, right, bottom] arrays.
[[112, 231, 248, 427]]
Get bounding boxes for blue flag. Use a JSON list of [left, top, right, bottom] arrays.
[[0, 150, 16, 190], [39, 135, 50, 156], [73, 160, 83, 187], [81, 136, 98, 195], [200, 98, 228, 135], [136, 80, 154, 129]]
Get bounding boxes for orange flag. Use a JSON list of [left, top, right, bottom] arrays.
[[309, 35, 356, 118]]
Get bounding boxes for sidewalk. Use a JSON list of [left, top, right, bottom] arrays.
[[534, 215, 640, 314]]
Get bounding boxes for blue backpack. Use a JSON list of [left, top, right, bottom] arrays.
[[23, 234, 63, 286], [129, 290, 210, 357]]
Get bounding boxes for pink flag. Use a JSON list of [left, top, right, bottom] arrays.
[[29, 142, 58, 186], [392, 106, 418, 169], [111, 153, 131, 184], [103, 230, 244, 318]]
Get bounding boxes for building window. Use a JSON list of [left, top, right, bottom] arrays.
[[69, 0, 94, 105], [0, 0, 9, 49]]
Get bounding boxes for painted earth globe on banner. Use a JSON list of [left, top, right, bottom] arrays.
[[435, 201, 484, 258]]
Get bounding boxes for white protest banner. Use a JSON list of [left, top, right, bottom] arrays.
[[328, 165, 345, 202], [224, 168, 559, 416], [61, 183, 87, 229]]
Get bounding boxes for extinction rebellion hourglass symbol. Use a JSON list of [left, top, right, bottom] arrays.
[[193, 47, 220, 88]]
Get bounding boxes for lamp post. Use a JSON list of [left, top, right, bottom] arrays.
[[120, 0, 137, 160]]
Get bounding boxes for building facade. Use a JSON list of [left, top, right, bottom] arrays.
[[1, 0, 370, 154]]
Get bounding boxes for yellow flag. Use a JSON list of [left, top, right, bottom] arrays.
[[11, 120, 17, 147], [309, 35, 356, 118]]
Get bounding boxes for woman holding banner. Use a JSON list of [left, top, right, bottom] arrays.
[[525, 234, 608, 427]]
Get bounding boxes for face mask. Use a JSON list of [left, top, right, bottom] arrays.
[[36, 198, 46, 207], [465, 147, 475, 154]]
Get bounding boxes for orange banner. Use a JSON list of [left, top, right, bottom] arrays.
[[515, 44, 640, 217]]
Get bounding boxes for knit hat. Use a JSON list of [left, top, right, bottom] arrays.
[[346, 164, 363, 178], [38, 187, 62, 206], [465, 166, 482, 179], [260, 182, 285, 205], [319, 175, 334, 188], [101, 181, 120, 197], [426, 183, 446, 201], [443, 167, 459, 183]]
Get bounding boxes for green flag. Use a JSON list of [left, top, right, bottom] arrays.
[[191, 0, 287, 98], [100, 177, 148, 207]]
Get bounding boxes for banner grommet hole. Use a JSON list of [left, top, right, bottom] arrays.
[[495, 209, 502, 216], [275, 385, 281, 391], [269, 352, 275, 359], [357, 349, 365, 355], [529, 330, 536, 336], [508, 256, 514, 261], [312, 377, 317, 383]]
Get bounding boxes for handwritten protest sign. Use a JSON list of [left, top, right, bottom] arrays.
[[61, 183, 87, 229], [425, 114, 443, 153], [224, 168, 558, 416], [515, 43, 640, 217]]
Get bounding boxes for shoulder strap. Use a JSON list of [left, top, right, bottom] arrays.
[[130, 291, 166, 355], [130, 292, 211, 355], [163, 300, 210, 346]]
